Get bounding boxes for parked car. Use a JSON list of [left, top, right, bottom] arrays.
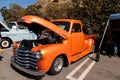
[[0, 21, 37, 48], [11, 15, 96, 77]]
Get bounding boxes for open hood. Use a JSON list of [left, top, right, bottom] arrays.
[[0, 21, 9, 31], [18, 15, 68, 39]]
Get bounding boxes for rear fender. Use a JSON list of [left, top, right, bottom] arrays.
[[86, 38, 95, 51]]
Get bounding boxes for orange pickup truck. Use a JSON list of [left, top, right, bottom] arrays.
[[11, 15, 96, 77]]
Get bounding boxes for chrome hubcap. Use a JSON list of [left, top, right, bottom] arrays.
[[54, 57, 63, 72]]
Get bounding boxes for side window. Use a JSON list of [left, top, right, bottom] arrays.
[[72, 24, 81, 32]]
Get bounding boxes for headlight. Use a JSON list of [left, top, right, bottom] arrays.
[[36, 51, 42, 60]]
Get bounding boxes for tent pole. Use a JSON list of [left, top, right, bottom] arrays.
[[95, 19, 110, 62]]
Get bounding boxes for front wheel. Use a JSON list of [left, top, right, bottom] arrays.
[[1, 38, 11, 48], [48, 56, 64, 75]]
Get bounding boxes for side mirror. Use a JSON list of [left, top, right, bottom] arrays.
[[12, 25, 17, 29]]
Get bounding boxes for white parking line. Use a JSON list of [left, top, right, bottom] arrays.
[[77, 61, 96, 80], [66, 54, 95, 80]]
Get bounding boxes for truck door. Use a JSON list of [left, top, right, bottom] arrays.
[[71, 23, 84, 55]]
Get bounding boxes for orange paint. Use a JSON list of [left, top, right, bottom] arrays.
[[12, 15, 96, 75]]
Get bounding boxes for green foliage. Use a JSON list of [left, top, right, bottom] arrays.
[[0, 7, 10, 22], [1, 4, 25, 22], [9, 4, 26, 21], [0, 4, 42, 22], [0, 0, 120, 36], [25, 5, 42, 16], [45, 2, 70, 20], [67, 0, 120, 38]]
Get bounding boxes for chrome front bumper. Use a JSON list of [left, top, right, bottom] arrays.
[[11, 56, 45, 77]]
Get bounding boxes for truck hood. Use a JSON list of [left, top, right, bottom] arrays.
[[18, 15, 68, 39], [0, 21, 10, 31]]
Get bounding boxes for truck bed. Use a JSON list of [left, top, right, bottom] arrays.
[[84, 34, 96, 39]]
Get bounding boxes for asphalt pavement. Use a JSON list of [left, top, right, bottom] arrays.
[[0, 48, 120, 80]]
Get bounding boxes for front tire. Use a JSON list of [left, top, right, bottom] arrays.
[[1, 38, 11, 48], [49, 56, 64, 75]]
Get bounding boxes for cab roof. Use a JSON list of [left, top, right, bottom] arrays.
[[52, 19, 83, 27]]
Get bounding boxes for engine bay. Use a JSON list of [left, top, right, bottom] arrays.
[[18, 22, 63, 50]]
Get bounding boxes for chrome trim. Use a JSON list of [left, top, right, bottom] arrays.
[[15, 49, 38, 70], [16, 56, 37, 62], [16, 61, 37, 70], [17, 49, 34, 54], [16, 53, 36, 59], [16, 58, 37, 66], [11, 57, 45, 77]]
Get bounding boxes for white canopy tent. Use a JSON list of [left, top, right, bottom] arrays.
[[110, 13, 120, 20], [96, 13, 120, 62]]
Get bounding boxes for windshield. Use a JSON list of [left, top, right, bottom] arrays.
[[7, 23, 16, 29], [52, 21, 70, 32]]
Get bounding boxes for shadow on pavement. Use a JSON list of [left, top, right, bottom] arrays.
[[0, 55, 3, 61], [88, 55, 96, 61], [10, 63, 44, 80]]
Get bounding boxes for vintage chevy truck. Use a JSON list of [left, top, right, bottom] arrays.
[[11, 15, 96, 77], [0, 21, 37, 48]]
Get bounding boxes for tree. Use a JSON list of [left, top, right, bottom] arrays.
[[25, 5, 42, 16], [9, 4, 25, 21], [67, 0, 82, 20], [0, 7, 10, 22], [1, 4, 25, 22], [67, 0, 120, 35], [1, 4, 43, 22], [45, 2, 71, 20]]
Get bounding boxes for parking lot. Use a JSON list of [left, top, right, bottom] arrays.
[[0, 48, 120, 80]]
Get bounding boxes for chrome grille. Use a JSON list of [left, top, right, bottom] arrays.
[[15, 49, 37, 70]]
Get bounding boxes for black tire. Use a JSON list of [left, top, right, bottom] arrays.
[[1, 38, 11, 48], [48, 56, 64, 75]]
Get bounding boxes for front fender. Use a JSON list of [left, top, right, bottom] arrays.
[[32, 44, 71, 72]]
